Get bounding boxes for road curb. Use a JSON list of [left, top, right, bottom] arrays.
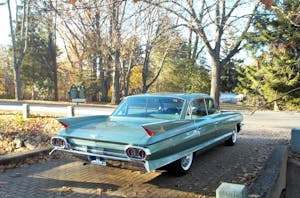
[[248, 145, 288, 198], [0, 147, 52, 165], [286, 158, 300, 197]]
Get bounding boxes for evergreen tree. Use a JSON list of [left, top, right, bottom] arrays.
[[22, 31, 56, 100], [237, 0, 300, 110], [20, 1, 59, 100], [220, 62, 240, 93]]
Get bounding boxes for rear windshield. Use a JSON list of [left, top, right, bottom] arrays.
[[112, 96, 184, 120]]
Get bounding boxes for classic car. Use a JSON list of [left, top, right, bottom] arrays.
[[50, 93, 243, 176]]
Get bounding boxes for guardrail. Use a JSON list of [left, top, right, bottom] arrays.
[[0, 103, 114, 118], [21, 104, 75, 118]]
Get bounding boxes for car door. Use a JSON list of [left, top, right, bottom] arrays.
[[189, 98, 216, 143], [204, 98, 229, 137]]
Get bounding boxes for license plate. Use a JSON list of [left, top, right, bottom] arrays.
[[89, 156, 106, 166]]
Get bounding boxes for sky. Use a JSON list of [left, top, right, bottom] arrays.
[[0, 1, 15, 46], [0, 1, 255, 65]]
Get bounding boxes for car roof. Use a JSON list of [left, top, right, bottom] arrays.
[[127, 93, 211, 100]]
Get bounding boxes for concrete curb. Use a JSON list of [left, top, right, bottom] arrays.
[[286, 158, 300, 197], [216, 182, 248, 198], [248, 145, 288, 198], [0, 147, 52, 165], [291, 128, 300, 153]]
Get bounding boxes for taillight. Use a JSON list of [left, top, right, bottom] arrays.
[[126, 148, 136, 157], [138, 150, 146, 159], [59, 121, 68, 128], [51, 137, 67, 148], [125, 147, 149, 160], [143, 127, 154, 137]]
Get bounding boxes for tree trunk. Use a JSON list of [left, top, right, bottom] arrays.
[[53, 65, 58, 100], [111, 47, 120, 104], [124, 59, 133, 96], [109, 1, 121, 104], [48, 28, 58, 101], [8, 0, 29, 101], [13, 65, 22, 100], [210, 58, 221, 106], [142, 45, 150, 93], [99, 59, 109, 102], [146, 45, 170, 91]]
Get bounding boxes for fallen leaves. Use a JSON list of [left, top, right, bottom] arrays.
[[0, 152, 63, 173], [0, 113, 65, 172], [0, 114, 62, 155], [61, 186, 72, 192]]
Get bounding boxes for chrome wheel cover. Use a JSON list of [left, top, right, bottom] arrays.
[[232, 126, 237, 143], [180, 153, 193, 171]]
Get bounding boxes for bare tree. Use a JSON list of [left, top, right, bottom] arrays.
[[56, 0, 111, 101], [120, 34, 140, 97], [139, 0, 259, 104], [7, 0, 30, 100], [0, 46, 14, 98], [109, 0, 126, 104], [137, 5, 177, 93], [47, 0, 59, 101]]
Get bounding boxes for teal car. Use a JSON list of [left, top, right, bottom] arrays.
[[50, 93, 243, 176]]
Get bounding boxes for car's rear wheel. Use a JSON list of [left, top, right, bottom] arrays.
[[225, 125, 238, 146], [167, 153, 193, 176]]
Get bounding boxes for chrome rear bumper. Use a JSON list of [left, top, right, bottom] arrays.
[[50, 136, 151, 172]]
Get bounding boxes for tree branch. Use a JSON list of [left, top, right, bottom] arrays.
[[250, 87, 300, 115], [221, 2, 259, 65]]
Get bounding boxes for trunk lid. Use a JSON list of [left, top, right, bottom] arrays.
[[57, 116, 165, 145]]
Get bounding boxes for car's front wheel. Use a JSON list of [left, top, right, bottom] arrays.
[[225, 125, 238, 146], [167, 153, 193, 176]]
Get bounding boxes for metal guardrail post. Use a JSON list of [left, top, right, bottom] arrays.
[[67, 106, 74, 117], [216, 182, 248, 198], [291, 128, 300, 154], [23, 104, 30, 119]]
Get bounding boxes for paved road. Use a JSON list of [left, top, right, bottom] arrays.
[[243, 110, 300, 130]]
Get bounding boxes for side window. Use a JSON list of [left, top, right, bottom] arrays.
[[205, 98, 218, 115], [189, 99, 208, 119]]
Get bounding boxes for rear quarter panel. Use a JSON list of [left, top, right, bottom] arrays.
[[144, 111, 243, 171]]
